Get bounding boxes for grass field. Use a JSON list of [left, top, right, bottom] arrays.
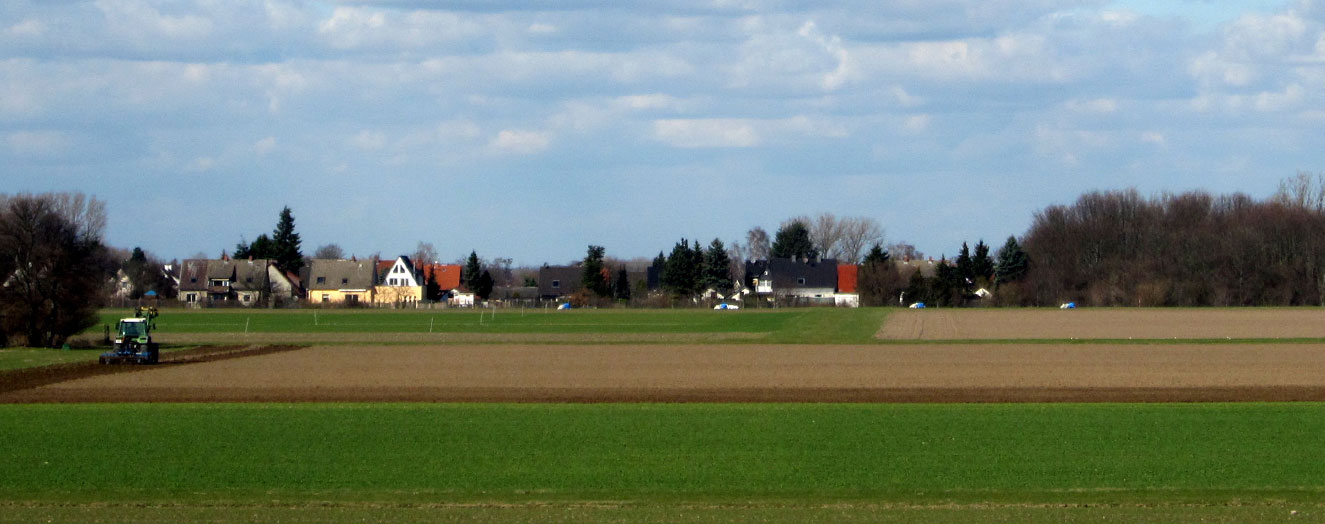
[[6, 307, 1323, 522], [2, 403, 1323, 522], [90, 307, 887, 344]]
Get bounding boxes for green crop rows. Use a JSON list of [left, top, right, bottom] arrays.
[[92, 307, 887, 343], [3, 402, 1324, 522]]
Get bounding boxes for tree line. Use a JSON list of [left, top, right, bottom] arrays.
[[5, 174, 1325, 346]]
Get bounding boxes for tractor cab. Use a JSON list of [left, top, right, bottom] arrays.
[[100, 307, 160, 364]]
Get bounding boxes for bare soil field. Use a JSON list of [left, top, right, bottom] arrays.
[[5, 343, 1325, 403], [878, 308, 1325, 340]]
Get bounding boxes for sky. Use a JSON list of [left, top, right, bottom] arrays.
[[2, 0, 1323, 266]]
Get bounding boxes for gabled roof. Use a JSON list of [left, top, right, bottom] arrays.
[[306, 259, 376, 290], [378, 256, 421, 287], [746, 258, 839, 290], [180, 259, 272, 292], [538, 265, 582, 297], [420, 264, 462, 291], [178, 259, 209, 292]]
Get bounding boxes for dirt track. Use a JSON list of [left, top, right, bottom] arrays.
[[877, 308, 1325, 340], [5, 343, 1325, 403]]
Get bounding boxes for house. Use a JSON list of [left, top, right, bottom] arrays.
[[835, 264, 860, 308], [373, 256, 423, 307], [745, 257, 840, 304], [538, 265, 583, 299], [305, 259, 377, 305], [419, 263, 463, 298], [176, 258, 293, 307]]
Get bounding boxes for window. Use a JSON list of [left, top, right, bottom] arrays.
[[797, 277, 806, 285], [390, 278, 398, 286], [243, 294, 251, 302], [342, 278, 349, 285], [246, 277, 253, 283], [347, 294, 359, 304], [552, 280, 560, 288], [321, 294, 329, 303], [186, 294, 195, 302], [190, 277, 197, 283], [316, 276, 326, 284]]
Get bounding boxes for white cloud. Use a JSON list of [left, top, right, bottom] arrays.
[[254, 136, 277, 156], [489, 130, 550, 154], [6, 19, 45, 38], [654, 119, 760, 148], [95, 0, 214, 40], [528, 23, 557, 35], [616, 94, 684, 111], [351, 130, 387, 151], [797, 21, 852, 91], [1065, 98, 1118, 114], [904, 114, 932, 133], [1140, 131, 1166, 147], [186, 156, 216, 172], [1222, 12, 1309, 60], [6, 131, 70, 157]]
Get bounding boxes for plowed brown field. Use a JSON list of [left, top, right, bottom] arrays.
[[5, 343, 1325, 403], [877, 308, 1325, 340]]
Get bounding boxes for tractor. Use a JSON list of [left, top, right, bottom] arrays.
[[99, 306, 160, 364]]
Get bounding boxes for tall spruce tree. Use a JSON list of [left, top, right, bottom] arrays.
[[995, 236, 1030, 285], [271, 207, 303, 273], [476, 269, 495, 300], [771, 220, 816, 260], [661, 238, 700, 297], [701, 238, 734, 295], [956, 242, 974, 282], [581, 245, 611, 297], [972, 240, 995, 283], [463, 251, 483, 292]]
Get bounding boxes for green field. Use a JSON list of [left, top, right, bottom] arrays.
[[8, 308, 1323, 522], [92, 307, 887, 344], [2, 403, 1324, 522]]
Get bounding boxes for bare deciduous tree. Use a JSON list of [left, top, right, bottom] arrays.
[[0, 192, 113, 347], [807, 212, 845, 260], [313, 244, 345, 260], [837, 216, 885, 264], [745, 227, 770, 261], [411, 242, 438, 265], [1273, 171, 1325, 211]]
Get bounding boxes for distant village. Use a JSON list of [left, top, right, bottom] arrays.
[[118, 253, 954, 310]]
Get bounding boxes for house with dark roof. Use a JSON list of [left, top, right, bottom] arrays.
[[305, 259, 377, 306], [745, 258, 840, 304], [176, 258, 295, 307], [538, 265, 582, 299]]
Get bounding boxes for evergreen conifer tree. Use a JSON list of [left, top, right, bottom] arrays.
[[701, 238, 734, 295], [463, 251, 483, 292], [271, 207, 303, 273], [581, 245, 611, 297], [995, 236, 1030, 285], [771, 220, 816, 260]]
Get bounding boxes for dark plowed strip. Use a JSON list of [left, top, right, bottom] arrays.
[[0, 345, 303, 397], [7, 385, 1325, 404]]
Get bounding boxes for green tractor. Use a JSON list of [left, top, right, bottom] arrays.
[[100, 307, 160, 364]]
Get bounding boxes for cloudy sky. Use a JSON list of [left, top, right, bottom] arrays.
[[3, 0, 1323, 265]]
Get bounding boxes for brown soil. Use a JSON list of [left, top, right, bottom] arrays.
[[877, 308, 1325, 340], [5, 343, 1325, 403]]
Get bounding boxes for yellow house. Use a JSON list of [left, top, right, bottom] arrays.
[[306, 259, 377, 306], [373, 256, 424, 307]]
